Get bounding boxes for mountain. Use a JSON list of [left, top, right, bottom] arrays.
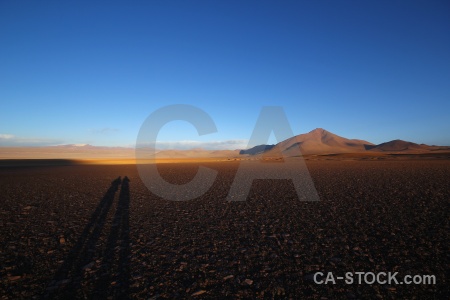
[[239, 144, 275, 155], [154, 149, 240, 158], [260, 128, 374, 156], [366, 139, 449, 152], [0, 145, 136, 159], [1, 129, 448, 160], [239, 129, 450, 156], [55, 144, 93, 148]]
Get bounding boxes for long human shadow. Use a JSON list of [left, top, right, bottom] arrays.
[[93, 176, 131, 298], [43, 176, 128, 299]]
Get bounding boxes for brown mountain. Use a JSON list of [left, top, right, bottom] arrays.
[[239, 144, 275, 155], [366, 139, 449, 152], [154, 149, 240, 158], [1, 129, 448, 160], [263, 128, 374, 156]]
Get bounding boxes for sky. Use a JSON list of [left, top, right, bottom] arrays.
[[1, 0, 449, 149]]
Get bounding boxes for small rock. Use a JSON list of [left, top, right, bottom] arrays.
[[59, 237, 66, 244], [223, 275, 234, 281], [244, 279, 253, 285], [192, 290, 206, 296], [8, 275, 21, 281]]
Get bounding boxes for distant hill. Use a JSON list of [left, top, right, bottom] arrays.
[[366, 139, 449, 152], [1, 129, 449, 159], [239, 144, 275, 155], [366, 140, 423, 151], [0, 145, 136, 159], [239, 128, 450, 156], [154, 149, 240, 158], [261, 128, 374, 156]]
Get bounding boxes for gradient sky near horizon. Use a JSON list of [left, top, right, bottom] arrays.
[[1, 1, 449, 149]]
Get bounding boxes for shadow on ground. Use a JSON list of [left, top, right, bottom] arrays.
[[43, 176, 131, 299]]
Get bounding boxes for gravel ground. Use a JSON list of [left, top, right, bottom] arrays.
[[0, 159, 449, 299]]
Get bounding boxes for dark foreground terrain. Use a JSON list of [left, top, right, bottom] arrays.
[[0, 158, 449, 299]]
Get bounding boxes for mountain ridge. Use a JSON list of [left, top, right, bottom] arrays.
[[1, 128, 449, 159], [240, 128, 450, 156]]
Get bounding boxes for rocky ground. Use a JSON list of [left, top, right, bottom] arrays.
[[0, 159, 449, 299]]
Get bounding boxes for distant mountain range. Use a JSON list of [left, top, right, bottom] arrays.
[[240, 128, 450, 156], [0, 128, 449, 159], [239, 144, 275, 155]]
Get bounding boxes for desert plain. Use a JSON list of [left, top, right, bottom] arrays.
[[0, 153, 449, 299]]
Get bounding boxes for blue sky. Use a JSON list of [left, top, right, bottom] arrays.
[[1, 0, 449, 148]]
